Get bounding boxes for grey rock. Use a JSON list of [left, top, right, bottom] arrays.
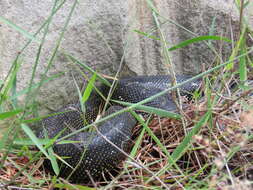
[[0, 0, 252, 113]]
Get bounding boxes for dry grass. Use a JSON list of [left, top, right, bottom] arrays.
[[1, 81, 253, 190], [111, 90, 253, 189]]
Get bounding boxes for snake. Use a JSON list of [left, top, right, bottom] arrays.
[[37, 75, 201, 183]]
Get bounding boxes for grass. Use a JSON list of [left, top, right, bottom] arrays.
[[0, 0, 253, 189]]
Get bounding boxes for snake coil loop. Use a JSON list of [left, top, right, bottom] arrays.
[[38, 75, 201, 182]]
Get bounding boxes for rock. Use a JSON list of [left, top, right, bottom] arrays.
[[0, 0, 252, 113]]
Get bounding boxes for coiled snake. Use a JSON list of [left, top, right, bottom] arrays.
[[38, 75, 201, 182]]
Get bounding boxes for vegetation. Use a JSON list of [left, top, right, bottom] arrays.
[[0, 0, 252, 189]]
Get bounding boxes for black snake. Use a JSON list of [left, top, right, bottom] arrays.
[[37, 75, 201, 182]]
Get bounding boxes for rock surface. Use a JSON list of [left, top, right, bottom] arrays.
[[0, 0, 252, 113]]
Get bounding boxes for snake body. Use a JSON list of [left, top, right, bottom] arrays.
[[38, 75, 201, 182]]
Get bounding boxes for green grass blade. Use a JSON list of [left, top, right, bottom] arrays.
[[0, 16, 41, 43], [0, 58, 22, 105], [0, 109, 23, 120], [133, 29, 161, 41], [10, 72, 64, 101], [171, 111, 211, 160], [239, 43, 247, 83], [127, 116, 152, 162], [226, 26, 247, 70], [147, 111, 211, 183], [168, 36, 232, 51], [11, 74, 18, 107], [129, 126, 146, 158], [21, 124, 59, 175], [82, 73, 97, 104], [21, 124, 50, 158], [13, 138, 51, 146], [13, 138, 79, 146], [113, 100, 182, 119], [0, 124, 16, 150], [134, 30, 231, 54], [54, 183, 95, 190], [130, 110, 184, 175], [145, 0, 160, 15], [73, 75, 85, 112], [207, 16, 217, 47], [47, 145, 60, 176], [64, 53, 111, 86]]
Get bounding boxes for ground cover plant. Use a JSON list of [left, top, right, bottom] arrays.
[[0, 0, 253, 189]]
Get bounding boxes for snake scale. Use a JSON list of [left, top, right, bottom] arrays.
[[37, 75, 201, 182]]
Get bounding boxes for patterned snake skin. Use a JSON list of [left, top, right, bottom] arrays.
[[38, 75, 201, 182]]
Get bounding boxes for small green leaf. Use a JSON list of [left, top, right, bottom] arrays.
[[0, 109, 23, 120], [47, 145, 60, 175], [82, 73, 97, 104]]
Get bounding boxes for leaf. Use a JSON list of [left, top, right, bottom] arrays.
[[112, 100, 182, 119], [226, 26, 247, 70], [130, 110, 184, 178], [171, 111, 211, 160], [168, 36, 232, 51], [0, 109, 23, 120], [21, 124, 59, 175], [47, 145, 60, 175], [133, 29, 231, 53], [146, 111, 211, 183], [21, 124, 50, 158], [82, 73, 97, 104], [13, 138, 79, 146], [0, 58, 22, 105]]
